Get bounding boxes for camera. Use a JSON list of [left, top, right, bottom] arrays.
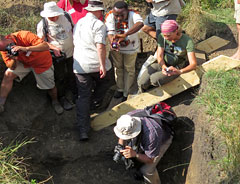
[[146, 2, 153, 8], [113, 144, 124, 163], [112, 42, 118, 49], [165, 67, 172, 73], [5, 43, 18, 56]]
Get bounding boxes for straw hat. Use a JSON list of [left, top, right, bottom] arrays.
[[114, 115, 142, 140], [84, 0, 105, 12], [40, 2, 64, 18]]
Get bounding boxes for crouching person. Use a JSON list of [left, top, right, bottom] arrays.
[[113, 112, 173, 184], [0, 31, 63, 114], [138, 20, 197, 92]]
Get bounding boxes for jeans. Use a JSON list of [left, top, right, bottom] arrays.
[[75, 71, 110, 133]]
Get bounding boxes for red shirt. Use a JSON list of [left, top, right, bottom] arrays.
[[57, 0, 88, 24], [1, 31, 52, 74]]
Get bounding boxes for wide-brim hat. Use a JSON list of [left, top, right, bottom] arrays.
[[84, 0, 105, 11], [114, 115, 142, 140], [40, 1, 64, 18]]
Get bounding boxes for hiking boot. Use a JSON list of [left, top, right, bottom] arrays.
[[114, 91, 123, 98], [79, 132, 89, 141], [60, 96, 73, 111], [52, 101, 64, 115], [0, 104, 4, 113], [122, 96, 127, 102]]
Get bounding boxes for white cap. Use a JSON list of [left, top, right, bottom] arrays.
[[40, 2, 64, 18]]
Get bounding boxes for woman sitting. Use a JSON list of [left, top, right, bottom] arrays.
[[138, 20, 197, 92]]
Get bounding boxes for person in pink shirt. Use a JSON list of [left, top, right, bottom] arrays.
[[57, 0, 88, 24]]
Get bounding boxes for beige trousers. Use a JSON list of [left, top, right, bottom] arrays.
[[140, 136, 173, 184], [110, 51, 137, 97]]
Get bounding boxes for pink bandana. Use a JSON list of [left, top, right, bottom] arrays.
[[161, 20, 179, 33]]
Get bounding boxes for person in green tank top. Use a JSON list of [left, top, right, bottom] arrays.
[[138, 20, 197, 92]]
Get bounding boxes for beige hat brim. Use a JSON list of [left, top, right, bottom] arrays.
[[40, 9, 64, 18], [114, 117, 142, 140], [84, 6, 105, 12]]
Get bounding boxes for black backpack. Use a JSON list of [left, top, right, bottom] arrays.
[[133, 102, 177, 136]]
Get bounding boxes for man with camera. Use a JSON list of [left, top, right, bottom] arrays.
[[105, 1, 143, 101], [0, 30, 63, 114], [37, 1, 76, 110], [113, 111, 173, 184], [142, 0, 184, 40]]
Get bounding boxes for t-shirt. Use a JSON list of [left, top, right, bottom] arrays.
[[128, 109, 171, 159], [37, 14, 74, 58], [151, 0, 182, 17], [57, 0, 88, 24], [105, 10, 143, 54], [158, 33, 195, 68], [73, 13, 112, 74], [1, 31, 52, 74]]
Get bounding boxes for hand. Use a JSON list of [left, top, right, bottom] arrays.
[[52, 48, 61, 57], [120, 146, 137, 159], [113, 34, 127, 44], [99, 65, 106, 78], [146, 0, 153, 3], [10, 59, 17, 70], [11, 45, 28, 53], [162, 66, 180, 76]]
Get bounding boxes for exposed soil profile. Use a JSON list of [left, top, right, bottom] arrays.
[[0, 0, 238, 183]]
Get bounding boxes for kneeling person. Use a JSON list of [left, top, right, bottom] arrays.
[[138, 20, 197, 92], [113, 111, 173, 184]]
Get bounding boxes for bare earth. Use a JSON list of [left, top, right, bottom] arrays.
[[0, 0, 238, 183]]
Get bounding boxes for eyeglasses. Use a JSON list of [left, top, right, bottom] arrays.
[[169, 44, 174, 53]]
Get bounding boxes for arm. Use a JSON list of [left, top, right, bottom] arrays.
[[96, 43, 106, 78], [114, 22, 144, 44], [238, 0, 240, 4], [157, 46, 169, 75], [11, 42, 49, 53], [120, 146, 154, 164], [146, 0, 170, 3]]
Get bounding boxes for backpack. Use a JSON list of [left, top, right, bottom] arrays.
[[133, 102, 177, 136], [42, 11, 74, 42]]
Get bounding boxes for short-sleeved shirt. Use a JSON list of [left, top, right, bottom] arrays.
[[151, 0, 182, 17], [37, 14, 74, 58], [128, 109, 171, 159], [57, 0, 88, 24], [73, 12, 112, 74], [234, 0, 240, 23], [105, 10, 143, 54], [0, 31, 52, 74], [158, 33, 194, 67]]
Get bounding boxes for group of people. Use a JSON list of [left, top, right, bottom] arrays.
[[3, 0, 237, 183]]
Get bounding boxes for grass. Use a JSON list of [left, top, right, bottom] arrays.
[[0, 138, 36, 184], [196, 70, 240, 182]]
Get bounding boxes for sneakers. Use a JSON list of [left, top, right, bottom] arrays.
[[59, 96, 73, 111], [0, 104, 4, 113], [79, 132, 89, 141], [114, 91, 123, 98], [52, 101, 64, 115]]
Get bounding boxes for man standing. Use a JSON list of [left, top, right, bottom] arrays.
[[105, 1, 143, 101], [113, 111, 173, 184], [73, 0, 112, 141], [0, 31, 63, 114], [142, 0, 183, 40], [232, 0, 240, 60], [37, 1, 76, 110]]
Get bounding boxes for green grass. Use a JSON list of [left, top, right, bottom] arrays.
[[204, 8, 235, 25], [0, 138, 36, 184], [196, 70, 240, 182]]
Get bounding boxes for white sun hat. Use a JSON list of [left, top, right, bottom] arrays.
[[114, 115, 142, 140], [40, 1, 64, 18], [84, 0, 105, 12]]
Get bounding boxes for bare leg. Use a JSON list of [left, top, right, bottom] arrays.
[[48, 86, 64, 115], [231, 23, 240, 60], [48, 86, 58, 101], [0, 70, 17, 104], [142, 25, 157, 40]]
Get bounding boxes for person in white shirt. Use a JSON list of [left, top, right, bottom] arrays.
[[232, 0, 240, 60], [73, 0, 112, 141], [105, 1, 143, 101], [37, 1, 76, 111]]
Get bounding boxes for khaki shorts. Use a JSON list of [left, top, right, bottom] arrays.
[[8, 62, 55, 89]]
